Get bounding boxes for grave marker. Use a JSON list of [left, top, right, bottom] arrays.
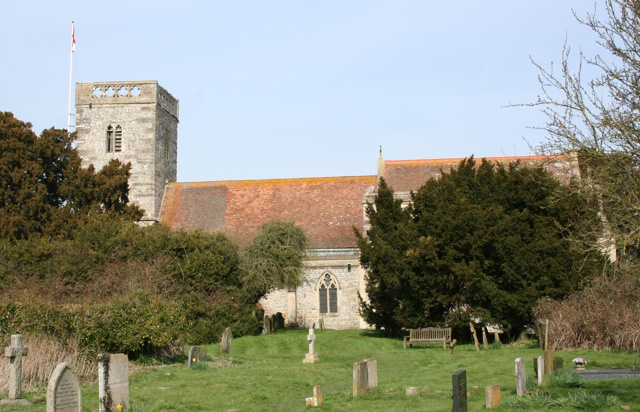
[[98, 353, 129, 412], [452, 369, 468, 412], [313, 385, 322, 405], [469, 323, 480, 351], [485, 385, 500, 409], [482, 327, 488, 350], [263, 315, 272, 334], [515, 357, 526, 396], [364, 358, 378, 388], [47, 362, 81, 412], [303, 328, 319, 363], [406, 387, 419, 396], [220, 327, 233, 354], [188, 346, 202, 368], [353, 361, 368, 397], [1, 334, 30, 406], [537, 356, 545, 386]]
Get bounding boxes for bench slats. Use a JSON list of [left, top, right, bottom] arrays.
[[403, 327, 452, 349]]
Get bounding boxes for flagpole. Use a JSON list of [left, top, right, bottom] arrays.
[[67, 21, 75, 133]]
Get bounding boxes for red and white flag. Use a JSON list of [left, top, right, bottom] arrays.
[[71, 22, 76, 52]]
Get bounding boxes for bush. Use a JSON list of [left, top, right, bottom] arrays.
[[534, 276, 640, 350], [550, 370, 584, 388]]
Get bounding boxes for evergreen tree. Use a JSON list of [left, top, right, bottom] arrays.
[[0, 111, 142, 241], [357, 158, 596, 338]]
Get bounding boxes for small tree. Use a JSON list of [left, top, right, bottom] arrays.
[[523, 0, 640, 269], [240, 221, 308, 299]]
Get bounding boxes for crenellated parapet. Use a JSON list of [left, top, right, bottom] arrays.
[[76, 81, 179, 120]]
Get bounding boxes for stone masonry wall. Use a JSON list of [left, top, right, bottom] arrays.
[[260, 249, 370, 329]]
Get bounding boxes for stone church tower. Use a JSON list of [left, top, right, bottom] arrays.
[[75, 81, 179, 222]]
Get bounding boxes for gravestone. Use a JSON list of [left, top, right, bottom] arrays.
[[1, 334, 30, 406], [313, 385, 322, 406], [494, 331, 500, 343], [220, 328, 233, 354], [364, 358, 378, 388], [485, 385, 500, 409], [452, 369, 467, 412], [47, 362, 81, 412], [537, 356, 545, 386], [303, 328, 319, 363], [469, 323, 480, 351], [98, 353, 129, 412], [274, 312, 285, 331], [353, 361, 368, 397], [318, 318, 324, 331], [482, 327, 488, 350], [406, 387, 419, 396], [515, 357, 526, 396], [188, 346, 205, 368], [263, 315, 272, 334], [544, 350, 554, 376]]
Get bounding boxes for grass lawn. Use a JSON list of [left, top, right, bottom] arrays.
[[4, 329, 640, 411]]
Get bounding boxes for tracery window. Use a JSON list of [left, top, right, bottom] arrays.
[[319, 273, 338, 314]]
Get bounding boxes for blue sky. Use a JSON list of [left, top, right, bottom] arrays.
[[1, 1, 605, 182]]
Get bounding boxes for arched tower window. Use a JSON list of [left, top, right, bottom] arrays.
[[114, 125, 122, 152], [106, 125, 122, 152], [106, 125, 113, 152], [318, 273, 338, 314]]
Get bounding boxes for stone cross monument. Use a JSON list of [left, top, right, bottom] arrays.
[[1, 334, 30, 406], [303, 328, 319, 363]]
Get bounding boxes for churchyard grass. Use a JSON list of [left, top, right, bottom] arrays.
[[2, 329, 640, 411]]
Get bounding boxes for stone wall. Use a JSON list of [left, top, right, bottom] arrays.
[[75, 81, 178, 221], [260, 249, 371, 329]]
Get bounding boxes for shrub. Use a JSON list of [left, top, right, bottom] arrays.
[[550, 370, 585, 388], [534, 276, 640, 350]]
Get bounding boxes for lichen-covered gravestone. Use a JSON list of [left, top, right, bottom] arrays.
[[47, 362, 81, 412], [352, 361, 368, 397], [515, 357, 526, 396], [220, 328, 233, 354], [1, 334, 30, 406], [188, 346, 203, 368], [364, 358, 377, 388], [98, 353, 129, 412]]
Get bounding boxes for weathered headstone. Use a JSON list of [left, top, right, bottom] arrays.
[[364, 358, 378, 388], [353, 361, 368, 397], [220, 327, 233, 354], [47, 362, 81, 412], [515, 357, 526, 396], [469, 323, 480, 351], [313, 385, 322, 406], [98, 353, 129, 412], [188, 346, 202, 368], [305, 397, 318, 407], [485, 385, 500, 409], [494, 331, 500, 343], [544, 350, 554, 376], [452, 369, 468, 412], [303, 328, 319, 363], [482, 327, 489, 350], [448, 339, 458, 354], [1, 334, 30, 406], [318, 318, 324, 331], [263, 315, 272, 334], [274, 312, 285, 331], [537, 356, 545, 386], [406, 387, 419, 396]]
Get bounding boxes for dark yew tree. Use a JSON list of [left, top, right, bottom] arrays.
[[0, 111, 142, 241], [357, 158, 597, 338]]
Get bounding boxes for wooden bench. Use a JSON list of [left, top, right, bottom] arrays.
[[403, 327, 452, 349]]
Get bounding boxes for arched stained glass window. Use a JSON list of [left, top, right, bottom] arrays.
[[319, 273, 338, 314]]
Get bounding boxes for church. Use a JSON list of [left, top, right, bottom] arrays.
[[74, 81, 580, 330]]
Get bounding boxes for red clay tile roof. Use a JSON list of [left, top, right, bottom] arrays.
[[383, 154, 576, 192], [160, 176, 377, 248]]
